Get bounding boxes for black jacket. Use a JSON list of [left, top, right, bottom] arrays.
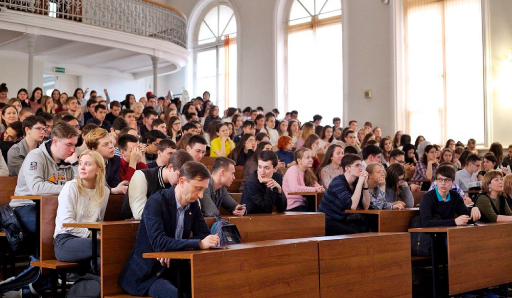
[[241, 171, 287, 214]]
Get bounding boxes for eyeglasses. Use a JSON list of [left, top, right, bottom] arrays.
[[436, 178, 452, 184], [396, 160, 406, 164], [350, 164, 362, 169], [31, 126, 47, 132]]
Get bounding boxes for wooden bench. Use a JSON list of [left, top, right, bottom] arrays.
[[199, 156, 216, 166], [0, 176, 18, 206], [225, 166, 244, 192], [287, 192, 324, 211], [412, 190, 425, 207], [345, 208, 419, 232]]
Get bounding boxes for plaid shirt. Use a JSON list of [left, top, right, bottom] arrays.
[[412, 161, 437, 184]]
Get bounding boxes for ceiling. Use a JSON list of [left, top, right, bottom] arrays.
[[0, 28, 177, 77]]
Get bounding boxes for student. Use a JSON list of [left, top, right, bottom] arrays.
[[503, 145, 512, 168], [287, 119, 301, 146], [7, 116, 46, 176], [200, 157, 247, 217], [119, 162, 219, 297], [233, 120, 255, 145], [84, 128, 127, 194], [38, 112, 54, 141], [412, 144, 438, 189], [241, 141, 273, 189], [144, 130, 167, 164], [210, 122, 235, 157], [118, 134, 148, 181], [186, 135, 208, 162], [389, 149, 406, 165], [482, 152, 499, 172], [167, 115, 182, 143], [150, 118, 167, 136], [83, 99, 97, 125], [29, 87, 43, 112], [255, 132, 270, 144], [373, 127, 382, 142], [385, 163, 414, 208], [318, 154, 370, 235], [53, 150, 109, 268], [12, 121, 80, 237], [340, 129, 361, 153], [393, 131, 403, 149], [241, 150, 287, 214], [263, 112, 279, 146], [361, 144, 383, 170], [296, 122, 314, 148], [228, 133, 255, 166], [318, 125, 333, 150], [474, 170, 512, 222], [139, 109, 159, 140], [357, 129, 366, 145], [360, 133, 375, 149], [120, 109, 137, 130], [503, 174, 512, 210], [121, 149, 193, 220], [147, 139, 177, 169], [87, 104, 112, 131], [283, 148, 325, 212], [66, 97, 83, 125], [317, 144, 344, 189], [105, 101, 121, 125], [275, 135, 295, 167], [302, 133, 323, 172], [203, 104, 221, 132], [403, 143, 417, 165], [333, 117, 341, 130], [454, 154, 481, 191], [276, 120, 288, 137], [19, 107, 34, 122], [1, 104, 19, 133], [367, 163, 404, 210], [379, 137, 393, 166], [419, 165, 481, 227]]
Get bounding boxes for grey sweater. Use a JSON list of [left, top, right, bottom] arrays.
[[385, 186, 414, 208], [199, 178, 238, 217]]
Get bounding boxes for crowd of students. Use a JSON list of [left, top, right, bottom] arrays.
[[2, 81, 512, 297]]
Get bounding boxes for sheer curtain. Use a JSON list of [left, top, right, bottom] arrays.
[[404, 0, 484, 145]]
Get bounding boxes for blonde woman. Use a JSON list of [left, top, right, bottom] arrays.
[[37, 95, 56, 114], [53, 150, 110, 268], [296, 122, 314, 148]]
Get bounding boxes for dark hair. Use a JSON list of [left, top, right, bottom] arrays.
[[414, 135, 425, 148], [362, 144, 383, 160], [207, 120, 221, 141], [145, 130, 167, 144], [489, 142, 504, 166], [157, 139, 177, 152], [313, 114, 323, 121], [364, 121, 372, 128], [258, 150, 279, 168], [343, 129, 355, 140], [248, 141, 272, 163], [389, 149, 405, 161], [348, 120, 357, 126], [30, 87, 43, 104], [52, 121, 80, 139], [168, 149, 193, 168], [243, 106, 251, 113], [435, 165, 456, 180], [317, 144, 343, 181], [151, 118, 166, 129], [466, 154, 481, 165], [187, 135, 208, 148], [22, 116, 46, 135], [344, 146, 358, 155], [445, 139, 455, 149], [379, 137, 393, 162], [84, 99, 97, 108], [17, 88, 28, 97], [182, 122, 197, 133], [212, 156, 236, 173], [81, 123, 99, 137], [118, 127, 136, 138], [361, 132, 375, 148], [386, 164, 406, 193], [421, 144, 435, 164], [37, 112, 54, 122], [0, 83, 7, 93], [7, 121, 23, 138], [228, 133, 255, 164], [291, 110, 298, 116], [73, 88, 84, 99], [144, 109, 159, 119], [60, 115, 76, 124], [179, 161, 211, 181], [118, 134, 139, 151], [243, 120, 255, 129], [341, 153, 362, 172], [177, 133, 194, 150], [112, 117, 128, 131], [110, 101, 121, 109], [256, 132, 269, 142], [320, 125, 334, 142], [483, 152, 498, 169], [94, 104, 106, 112], [302, 133, 320, 151], [393, 131, 402, 148], [333, 117, 341, 123], [120, 109, 134, 118], [400, 134, 411, 147]]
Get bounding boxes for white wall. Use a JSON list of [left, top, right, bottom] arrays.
[[488, 0, 512, 146], [0, 56, 44, 96], [80, 73, 146, 102]]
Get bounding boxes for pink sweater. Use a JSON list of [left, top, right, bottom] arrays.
[[283, 165, 320, 210]]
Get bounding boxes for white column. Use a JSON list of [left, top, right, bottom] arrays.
[[151, 56, 159, 95], [27, 34, 37, 92]]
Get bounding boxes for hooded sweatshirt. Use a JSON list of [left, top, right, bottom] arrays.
[[11, 141, 77, 208]]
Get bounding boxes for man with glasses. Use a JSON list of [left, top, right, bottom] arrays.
[[186, 135, 208, 162], [455, 154, 482, 191], [38, 112, 54, 141], [318, 153, 371, 235], [11, 121, 80, 240], [420, 165, 480, 227], [428, 162, 473, 205], [120, 149, 193, 220], [7, 116, 46, 176]]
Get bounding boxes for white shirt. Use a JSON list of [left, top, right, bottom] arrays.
[[454, 168, 478, 191]]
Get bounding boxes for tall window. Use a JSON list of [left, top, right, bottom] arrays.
[[404, 0, 484, 145], [285, 0, 343, 123], [194, 3, 237, 112]]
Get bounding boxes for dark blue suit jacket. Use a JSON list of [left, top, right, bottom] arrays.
[[119, 186, 210, 295]]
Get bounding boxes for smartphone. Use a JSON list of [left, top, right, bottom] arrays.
[[236, 204, 246, 210]]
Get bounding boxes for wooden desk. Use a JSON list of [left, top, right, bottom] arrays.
[[287, 192, 324, 211], [345, 208, 419, 232], [0, 177, 17, 206], [317, 232, 412, 298], [225, 212, 325, 242], [409, 223, 512, 297], [144, 239, 320, 298]]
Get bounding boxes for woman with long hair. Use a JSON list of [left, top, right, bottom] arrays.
[[319, 125, 334, 150], [53, 150, 110, 269], [203, 105, 221, 132], [303, 133, 323, 172], [73, 88, 85, 105], [379, 137, 393, 166], [367, 163, 404, 210], [296, 122, 314, 148], [29, 87, 43, 112], [167, 115, 183, 143], [412, 144, 438, 189], [121, 94, 136, 110], [263, 112, 279, 146], [228, 133, 256, 166], [0, 83, 8, 104], [37, 95, 56, 114], [482, 152, 499, 172], [7, 98, 22, 113], [414, 135, 425, 148], [360, 132, 375, 149], [132, 102, 144, 125], [277, 120, 288, 137], [283, 148, 325, 212], [210, 122, 235, 157], [393, 131, 403, 149], [385, 163, 414, 207], [287, 119, 301, 146], [317, 144, 344, 189], [373, 127, 382, 142], [232, 114, 244, 136]]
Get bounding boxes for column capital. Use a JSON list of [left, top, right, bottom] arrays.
[[26, 34, 37, 48]]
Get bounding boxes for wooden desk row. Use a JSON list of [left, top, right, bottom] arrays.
[[144, 232, 412, 298]]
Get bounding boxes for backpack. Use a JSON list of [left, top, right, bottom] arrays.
[[0, 204, 24, 251], [474, 193, 506, 222], [66, 273, 100, 298], [409, 215, 431, 256], [0, 256, 40, 293], [210, 216, 242, 246]]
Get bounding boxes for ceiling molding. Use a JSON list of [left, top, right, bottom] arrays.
[[133, 64, 179, 80], [0, 34, 24, 47], [123, 61, 173, 74], [34, 40, 76, 55], [89, 53, 140, 68]]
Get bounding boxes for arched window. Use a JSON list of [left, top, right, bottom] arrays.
[[284, 0, 343, 122], [194, 3, 237, 112]]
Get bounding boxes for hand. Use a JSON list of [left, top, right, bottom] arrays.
[[277, 161, 285, 169], [221, 136, 228, 143], [157, 258, 171, 268], [65, 152, 78, 165], [399, 180, 409, 187], [503, 167, 510, 175], [315, 185, 325, 193], [257, 172, 271, 184], [232, 205, 246, 216], [85, 88, 89, 92], [377, 177, 386, 186], [266, 179, 282, 193], [199, 234, 220, 249], [103, 88, 108, 93], [470, 207, 481, 221], [359, 171, 369, 185], [130, 147, 142, 163], [112, 181, 129, 194], [392, 203, 405, 210], [139, 144, 147, 155], [311, 143, 319, 154], [463, 196, 473, 205], [455, 215, 470, 226]]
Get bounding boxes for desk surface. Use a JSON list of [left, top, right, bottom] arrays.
[[346, 208, 419, 214], [11, 195, 42, 200], [63, 220, 139, 229]]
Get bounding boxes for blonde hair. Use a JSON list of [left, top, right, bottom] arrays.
[[40, 95, 53, 113], [132, 102, 143, 112], [503, 174, 512, 195], [300, 122, 315, 139], [77, 150, 106, 206], [482, 170, 503, 195]]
